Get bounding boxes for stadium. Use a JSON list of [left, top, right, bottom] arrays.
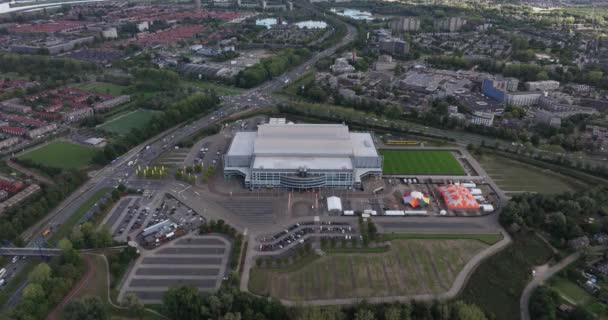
[[223, 122, 382, 189]]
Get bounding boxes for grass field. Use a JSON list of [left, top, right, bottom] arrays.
[[477, 154, 585, 195], [249, 239, 487, 301], [461, 232, 554, 320], [380, 150, 465, 175], [73, 82, 128, 96], [550, 277, 593, 305], [98, 109, 161, 135], [18, 141, 99, 169]]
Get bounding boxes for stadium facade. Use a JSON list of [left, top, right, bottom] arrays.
[[223, 123, 382, 189]]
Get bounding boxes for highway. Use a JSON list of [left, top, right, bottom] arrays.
[[0, 13, 359, 310]]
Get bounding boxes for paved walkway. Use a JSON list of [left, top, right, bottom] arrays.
[[520, 251, 581, 320]]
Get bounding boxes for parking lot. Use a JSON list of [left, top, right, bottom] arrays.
[[119, 234, 231, 304]]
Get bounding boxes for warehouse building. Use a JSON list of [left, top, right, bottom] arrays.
[[224, 123, 382, 189]]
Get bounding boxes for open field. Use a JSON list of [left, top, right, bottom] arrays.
[[477, 154, 586, 195], [17, 141, 99, 169], [460, 232, 554, 320], [249, 239, 487, 301], [550, 277, 593, 305], [380, 150, 465, 175], [99, 109, 161, 135], [73, 82, 127, 96], [382, 233, 503, 245]]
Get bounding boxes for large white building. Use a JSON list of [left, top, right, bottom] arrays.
[[223, 123, 382, 189]]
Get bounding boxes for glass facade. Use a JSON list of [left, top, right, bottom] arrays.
[[249, 170, 354, 189]]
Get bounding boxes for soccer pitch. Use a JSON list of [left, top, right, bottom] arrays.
[[380, 150, 465, 175], [98, 109, 161, 135], [18, 141, 98, 169]]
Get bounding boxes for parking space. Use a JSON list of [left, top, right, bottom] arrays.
[[119, 234, 231, 304], [99, 196, 141, 234]]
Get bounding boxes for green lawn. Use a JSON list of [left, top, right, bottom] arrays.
[[551, 277, 594, 305], [477, 154, 586, 195], [380, 150, 465, 175], [17, 141, 99, 169], [73, 82, 128, 96], [381, 233, 503, 245], [48, 188, 111, 245], [461, 232, 554, 320], [98, 109, 161, 135]]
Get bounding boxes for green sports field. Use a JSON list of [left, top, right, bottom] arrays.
[[18, 141, 99, 169], [380, 150, 465, 175], [98, 109, 161, 135]]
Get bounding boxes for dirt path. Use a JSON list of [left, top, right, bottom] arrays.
[[6, 160, 54, 185], [46, 255, 96, 320]]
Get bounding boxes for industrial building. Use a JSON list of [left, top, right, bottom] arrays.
[[224, 123, 382, 189]]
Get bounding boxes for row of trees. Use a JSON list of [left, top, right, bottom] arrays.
[[133, 68, 180, 92], [500, 187, 608, 246], [11, 240, 84, 320], [236, 48, 311, 88], [162, 283, 489, 320]]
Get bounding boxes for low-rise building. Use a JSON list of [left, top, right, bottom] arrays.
[[64, 107, 94, 123], [0, 137, 19, 150], [27, 124, 58, 139], [505, 92, 542, 107], [526, 80, 560, 92], [0, 99, 32, 114], [470, 111, 494, 126], [93, 95, 131, 111]]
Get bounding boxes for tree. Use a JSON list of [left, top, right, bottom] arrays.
[[163, 285, 203, 320], [354, 308, 375, 320], [452, 301, 486, 320], [123, 293, 145, 319], [28, 263, 51, 284], [384, 306, 401, 320], [64, 297, 109, 320]]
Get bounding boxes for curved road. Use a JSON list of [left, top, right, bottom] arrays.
[[520, 252, 581, 320]]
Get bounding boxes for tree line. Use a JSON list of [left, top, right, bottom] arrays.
[[0, 53, 97, 83], [0, 169, 87, 243], [500, 186, 608, 247], [160, 281, 490, 320], [236, 48, 311, 88], [11, 239, 84, 320]]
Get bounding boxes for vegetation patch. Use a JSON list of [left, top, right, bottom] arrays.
[[380, 150, 465, 175], [73, 82, 127, 96], [17, 141, 99, 170], [460, 232, 553, 320]]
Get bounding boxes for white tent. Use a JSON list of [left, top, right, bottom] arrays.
[[327, 196, 342, 212]]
